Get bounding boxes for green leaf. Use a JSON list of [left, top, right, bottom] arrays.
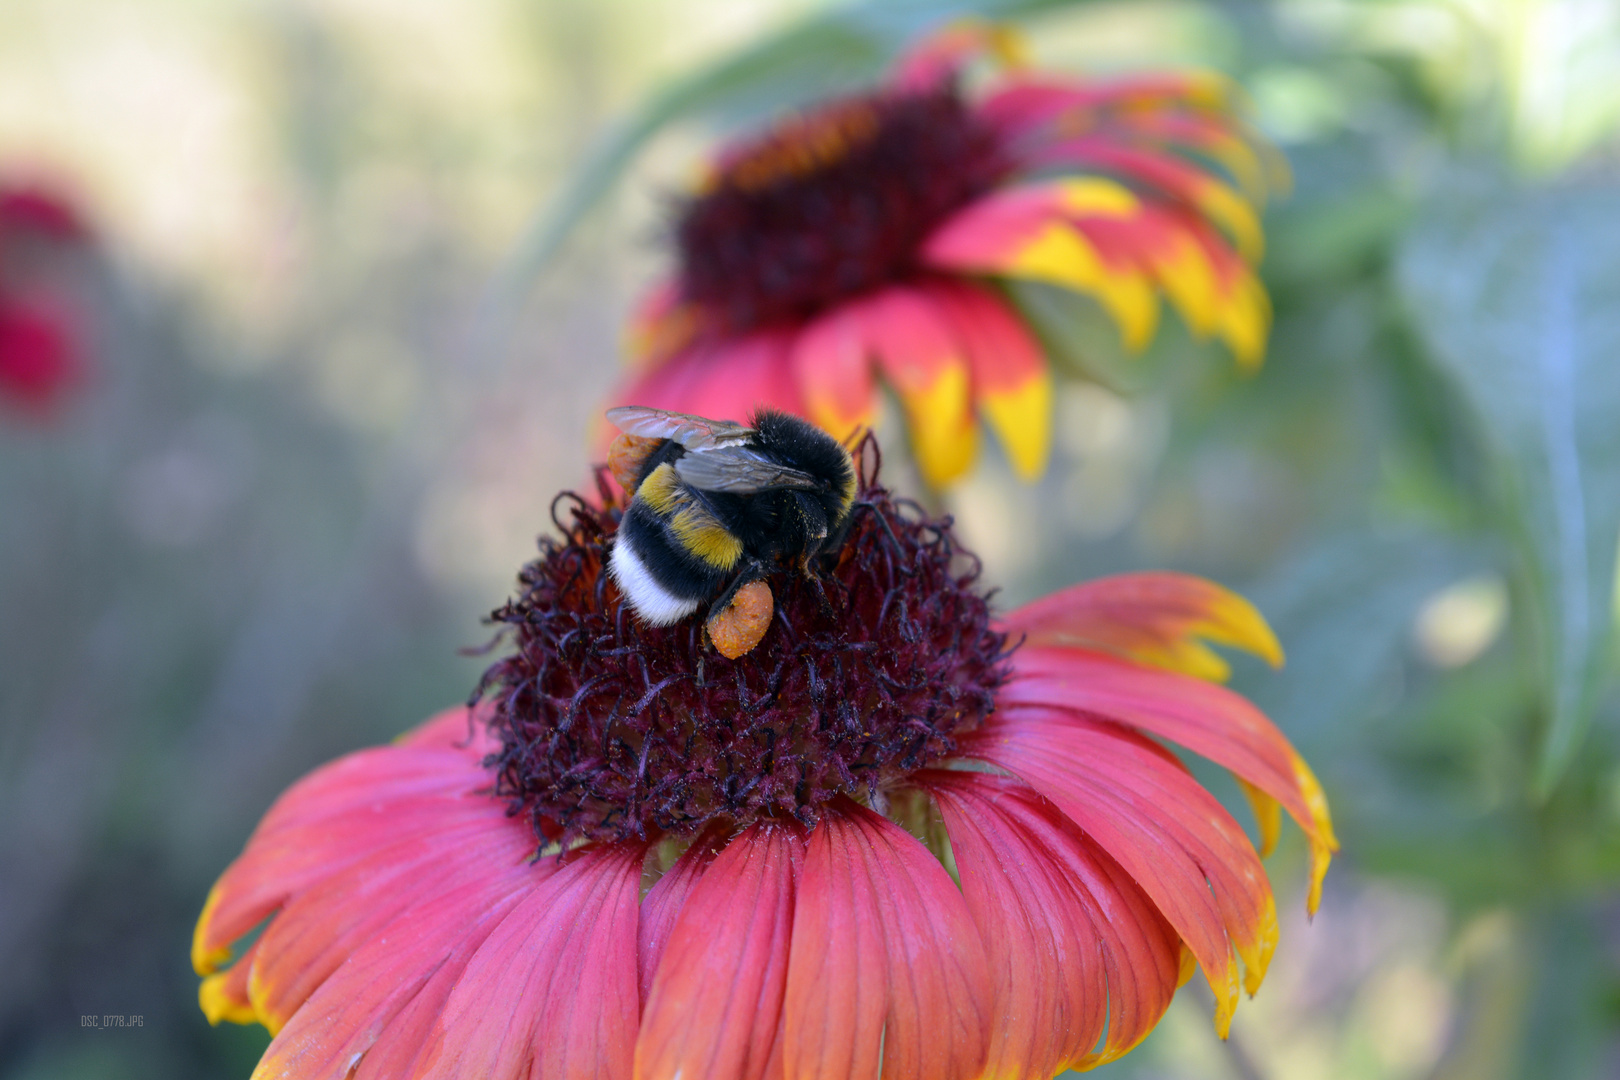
[[1397, 179, 1620, 797]]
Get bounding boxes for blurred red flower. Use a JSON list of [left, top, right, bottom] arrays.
[[617, 23, 1279, 485], [0, 183, 90, 417]]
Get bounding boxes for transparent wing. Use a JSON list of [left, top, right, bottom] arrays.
[[604, 406, 755, 450], [674, 446, 822, 493]]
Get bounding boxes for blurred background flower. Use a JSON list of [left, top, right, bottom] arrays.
[[2, 1, 1619, 1078], [0, 184, 91, 417], [614, 21, 1276, 487]]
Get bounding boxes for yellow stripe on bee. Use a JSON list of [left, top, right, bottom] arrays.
[[636, 463, 683, 515], [671, 506, 743, 569]]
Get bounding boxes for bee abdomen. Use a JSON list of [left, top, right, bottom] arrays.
[[610, 490, 735, 626]]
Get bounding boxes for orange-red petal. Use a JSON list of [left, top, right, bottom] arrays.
[[1002, 570, 1282, 681], [924, 181, 1160, 353], [923, 771, 1182, 1076], [781, 798, 992, 1080], [251, 862, 539, 1079], [193, 709, 506, 977], [416, 842, 645, 1080], [613, 331, 806, 434], [637, 822, 804, 1080], [923, 279, 1052, 480], [790, 303, 877, 440], [1003, 647, 1337, 914], [247, 807, 534, 1032], [977, 73, 1233, 138], [855, 286, 977, 487], [966, 709, 1278, 1037], [887, 19, 1026, 92]]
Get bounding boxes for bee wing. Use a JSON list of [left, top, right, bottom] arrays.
[[604, 406, 755, 450], [674, 446, 822, 493]]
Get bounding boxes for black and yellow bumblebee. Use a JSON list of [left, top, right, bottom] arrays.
[[605, 406, 857, 627]]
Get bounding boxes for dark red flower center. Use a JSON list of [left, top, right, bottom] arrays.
[[673, 86, 1009, 335], [475, 444, 1011, 849]]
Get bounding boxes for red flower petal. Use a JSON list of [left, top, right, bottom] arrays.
[[966, 710, 1277, 1037], [780, 798, 991, 1080], [638, 822, 804, 1080], [198, 938, 260, 1027], [1003, 571, 1282, 681], [922, 770, 1183, 1074], [977, 73, 1232, 141], [192, 726, 507, 976], [252, 860, 540, 1078], [887, 20, 1025, 92], [854, 285, 976, 486], [921, 279, 1051, 481], [0, 300, 82, 416], [397, 704, 499, 754], [418, 842, 645, 1080], [790, 303, 877, 440], [923, 181, 1160, 353], [614, 331, 805, 428], [1004, 646, 1337, 910], [1030, 139, 1263, 263], [247, 807, 535, 1032], [637, 829, 724, 1002], [0, 187, 86, 241]]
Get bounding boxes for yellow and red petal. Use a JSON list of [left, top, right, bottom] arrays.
[[246, 806, 535, 1033], [1178, 214, 1271, 368], [1123, 111, 1274, 205], [199, 938, 260, 1027], [855, 286, 977, 487], [966, 710, 1278, 1036], [976, 72, 1233, 140], [250, 862, 539, 1078], [924, 181, 1159, 352], [417, 841, 645, 1080], [637, 822, 804, 1080], [1002, 570, 1283, 681], [790, 303, 878, 440], [1038, 140, 1264, 264], [1004, 648, 1337, 914], [922, 279, 1051, 480], [192, 710, 502, 976], [923, 771, 1182, 1076], [781, 798, 992, 1080], [888, 18, 1026, 92]]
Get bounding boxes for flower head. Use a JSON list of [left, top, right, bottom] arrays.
[[619, 22, 1278, 485], [0, 182, 89, 418], [196, 441, 1334, 1080]]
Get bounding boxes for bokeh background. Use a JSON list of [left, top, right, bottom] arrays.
[[3, 0, 1619, 1077]]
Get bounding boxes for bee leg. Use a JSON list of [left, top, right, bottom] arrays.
[[710, 558, 767, 616]]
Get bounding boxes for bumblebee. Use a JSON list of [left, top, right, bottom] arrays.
[[605, 406, 856, 639]]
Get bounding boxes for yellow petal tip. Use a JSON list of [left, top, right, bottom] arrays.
[[198, 973, 257, 1027]]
